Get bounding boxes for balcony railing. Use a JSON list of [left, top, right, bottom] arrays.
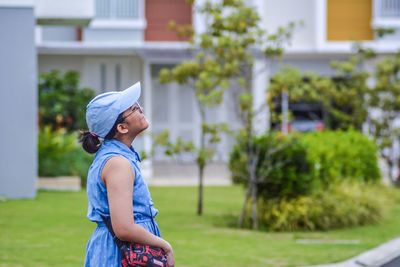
[[96, 0, 139, 19], [375, 0, 400, 18]]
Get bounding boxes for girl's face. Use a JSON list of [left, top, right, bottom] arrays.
[[120, 102, 149, 137]]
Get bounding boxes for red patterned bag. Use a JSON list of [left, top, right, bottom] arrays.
[[102, 216, 167, 267], [120, 242, 167, 267]]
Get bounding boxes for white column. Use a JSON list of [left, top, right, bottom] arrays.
[[363, 58, 377, 135], [193, 0, 207, 35], [142, 60, 153, 181], [252, 0, 267, 26], [138, 0, 145, 23], [315, 0, 327, 49], [252, 59, 270, 135], [252, 0, 270, 135], [0, 1, 37, 198], [35, 26, 43, 44]]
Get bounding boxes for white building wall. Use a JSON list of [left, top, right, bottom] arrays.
[[264, 0, 317, 49], [271, 57, 343, 76], [35, 0, 94, 21], [39, 55, 142, 93], [82, 55, 142, 93], [40, 26, 77, 42], [83, 28, 144, 42], [39, 55, 84, 74]]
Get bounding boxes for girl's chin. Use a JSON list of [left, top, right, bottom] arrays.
[[141, 121, 149, 131], [136, 125, 148, 137]]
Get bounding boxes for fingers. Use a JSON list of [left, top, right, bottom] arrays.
[[166, 251, 175, 267]]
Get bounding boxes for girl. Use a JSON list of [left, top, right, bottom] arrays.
[[80, 82, 174, 267]]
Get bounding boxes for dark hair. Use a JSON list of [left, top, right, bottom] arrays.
[[79, 113, 124, 154], [79, 131, 101, 154]]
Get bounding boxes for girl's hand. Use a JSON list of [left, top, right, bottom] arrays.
[[163, 241, 175, 267]]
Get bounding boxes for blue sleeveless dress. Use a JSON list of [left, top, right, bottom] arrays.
[[84, 139, 161, 267]]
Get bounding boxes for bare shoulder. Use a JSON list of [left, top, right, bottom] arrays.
[[102, 156, 135, 184]]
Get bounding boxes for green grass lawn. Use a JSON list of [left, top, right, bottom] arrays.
[[0, 185, 399, 267]]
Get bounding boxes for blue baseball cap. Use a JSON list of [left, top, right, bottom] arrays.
[[86, 82, 141, 138]]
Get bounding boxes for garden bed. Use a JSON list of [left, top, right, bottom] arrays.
[[37, 176, 81, 191]]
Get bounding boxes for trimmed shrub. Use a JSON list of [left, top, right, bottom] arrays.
[[252, 182, 392, 231], [301, 131, 380, 184], [229, 131, 380, 198], [38, 126, 93, 185], [229, 133, 313, 199]]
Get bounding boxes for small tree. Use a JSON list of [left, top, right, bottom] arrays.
[[368, 51, 400, 184], [220, 15, 296, 229], [157, 0, 235, 216], [158, 0, 296, 221]]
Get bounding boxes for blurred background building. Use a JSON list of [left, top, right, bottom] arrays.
[[36, 0, 400, 154], [1, 0, 400, 197]]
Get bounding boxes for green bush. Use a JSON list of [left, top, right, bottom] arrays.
[[38, 126, 93, 185], [38, 70, 95, 132], [251, 182, 391, 231], [229, 131, 380, 198], [229, 133, 313, 199], [301, 131, 380, 184]]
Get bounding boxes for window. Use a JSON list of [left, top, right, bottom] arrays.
[[96, 0, 139, 19], [376, 0, 400, 17], [373, 0, 400, 28]]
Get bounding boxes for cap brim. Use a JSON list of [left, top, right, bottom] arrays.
[[118, 82, 141, 113]]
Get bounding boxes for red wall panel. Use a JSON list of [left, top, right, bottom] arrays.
[[145, 0, 192, 41]]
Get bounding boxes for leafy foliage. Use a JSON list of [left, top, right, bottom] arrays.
[[268, 44, 373, 131], [253, 182, 391, 231], [368, 51, 400, 153], [268, 45, 400, 184], [229, 131, 380, 199], [301, 131, 380, 185], [230, 133, 312, 199], [38, 126, 93, 185], [38, 70, 95, 183], [38, 70, 95, 132]]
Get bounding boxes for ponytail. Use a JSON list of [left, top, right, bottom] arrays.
[[79, 130, 101, 154], [80, 113, 124, 153]]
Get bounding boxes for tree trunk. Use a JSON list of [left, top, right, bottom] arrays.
[[238, 184, 251, 227], [281, 91, 289, 134], [249, 159, 258, 230], [246, 72, 259, 229], [197, 164, 204, 215], [197, 106, 206, 216], [396, 158, 400, 187], [382, 153, 394, 183]]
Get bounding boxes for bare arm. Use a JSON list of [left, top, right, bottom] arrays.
[[101, 156, 172, 252]]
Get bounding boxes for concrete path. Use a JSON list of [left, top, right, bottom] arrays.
[[305, 237, 400, 267], [381, 255, 400, 267]]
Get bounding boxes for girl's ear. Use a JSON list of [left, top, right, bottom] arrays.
[[116, 123, 129, 134]]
